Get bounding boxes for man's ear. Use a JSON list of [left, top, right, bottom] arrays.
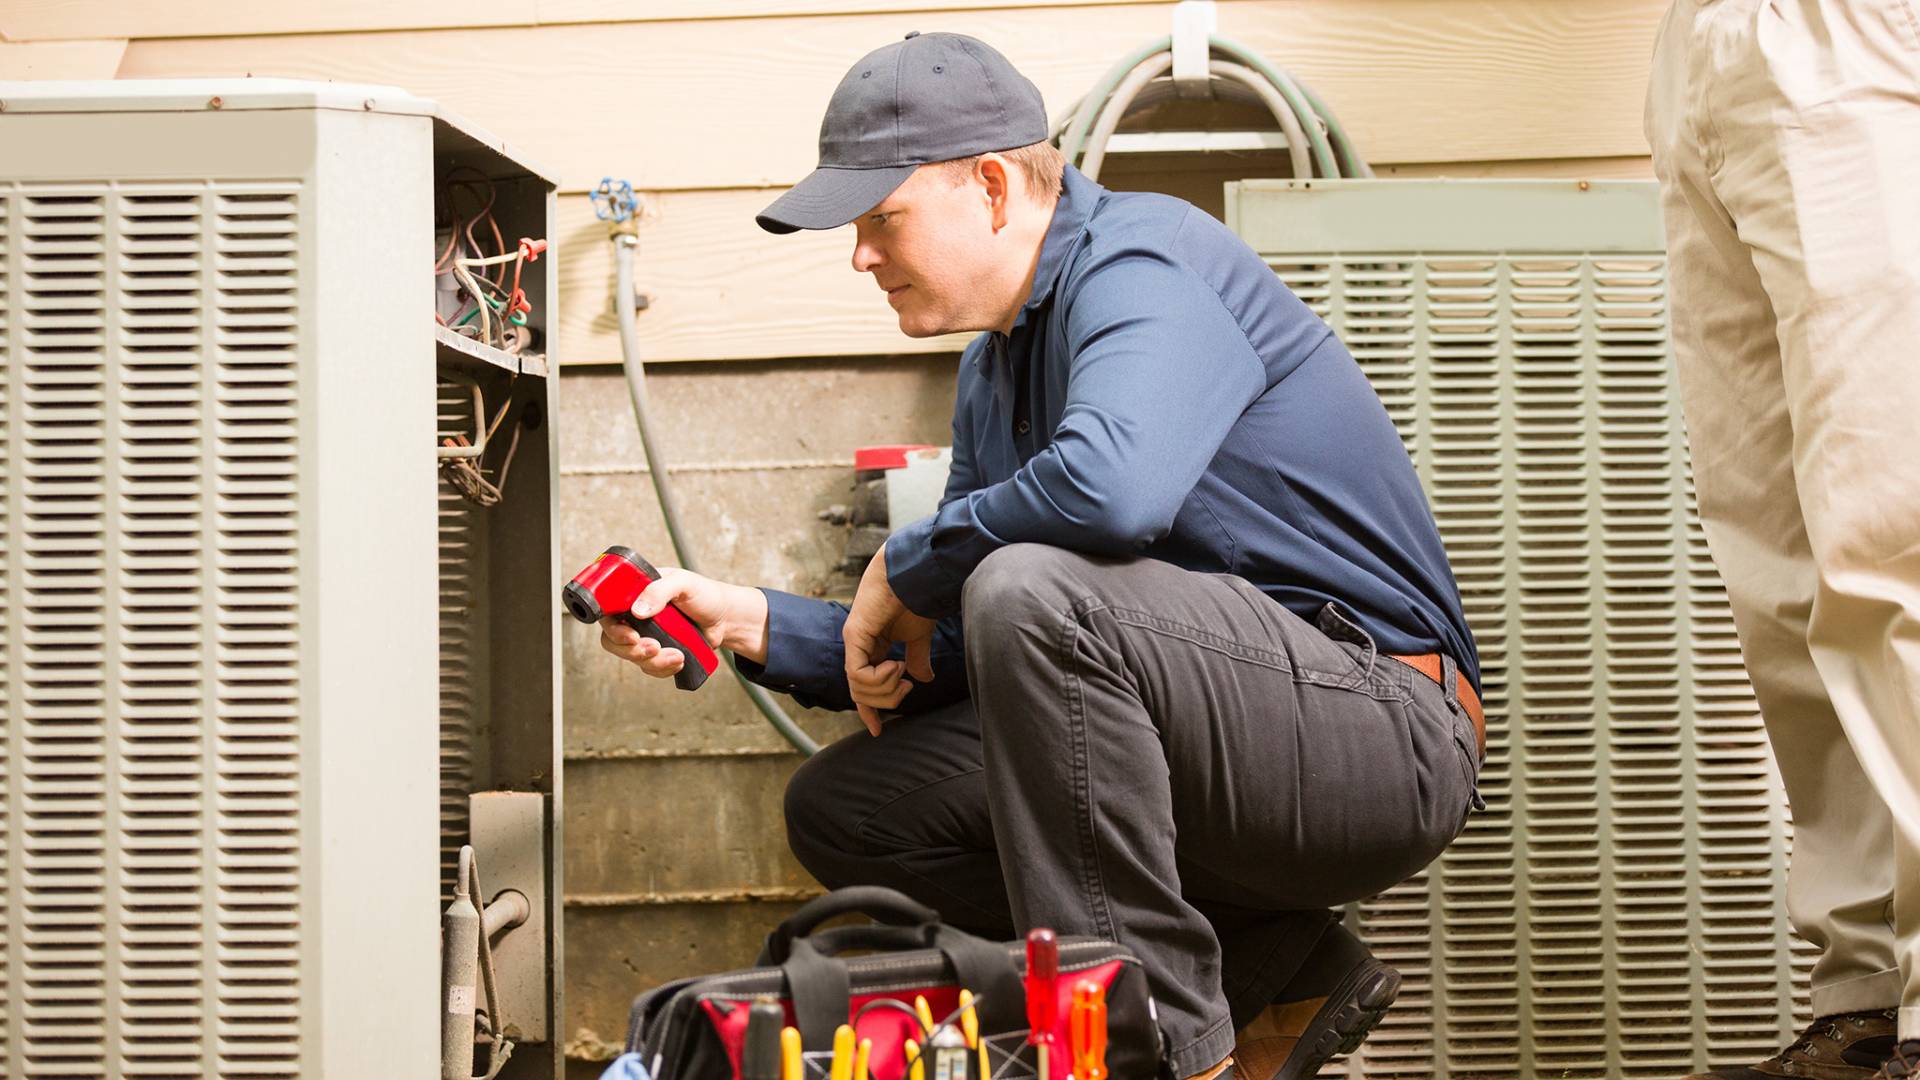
[[978, 155, 1012, 232]]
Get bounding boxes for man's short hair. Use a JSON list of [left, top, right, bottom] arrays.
[[941, 140, 1066, 202]]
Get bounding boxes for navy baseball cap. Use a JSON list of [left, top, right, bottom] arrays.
[[756, 32, 1048, 234]]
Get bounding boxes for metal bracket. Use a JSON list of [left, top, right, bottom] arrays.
[[470, 791, 551, 1043], [1172, 1, 1217, 100]]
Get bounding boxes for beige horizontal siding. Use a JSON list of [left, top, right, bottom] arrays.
[[0, 38, 127, 78], [72, 0, 1668, 361], [555, 155, 1654, 364], [0, 0, 1167, 42], [111, 0, 1665, 194]]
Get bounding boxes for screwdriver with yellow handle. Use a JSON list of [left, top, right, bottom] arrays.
[[830, 1024, 855, 1080], [913, 995, 936, 1039], [853, 1037, 872, 1080], [782, 1026, 804, 1080], [959, 988, 989, 1080]]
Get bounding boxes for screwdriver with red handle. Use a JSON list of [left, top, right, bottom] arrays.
[[1026, 928, 1059, 1080]]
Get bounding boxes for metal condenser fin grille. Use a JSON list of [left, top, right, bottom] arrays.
[[1230, 180, 1807, 1079], [1, 181, 302, 1080]]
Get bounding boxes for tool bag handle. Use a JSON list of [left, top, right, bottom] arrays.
[[758, 886, 942, 965], [763, 887, 1026, 1052], [796, 923, 939, 957]]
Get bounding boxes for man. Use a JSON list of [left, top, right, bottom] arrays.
[[601, 32, 1483, 1080], [1644, 2, 1920, 1078]]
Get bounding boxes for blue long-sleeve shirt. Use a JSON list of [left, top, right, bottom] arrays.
[[737, 165, 1477, 712]]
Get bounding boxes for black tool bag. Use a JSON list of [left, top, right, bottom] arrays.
[[624, 886, 1167, 1080]]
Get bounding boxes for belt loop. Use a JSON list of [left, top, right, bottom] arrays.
[[1438, 654, 1461, 709], [1316, 603, 1378, 673], [1438, 653, 1488, 811]]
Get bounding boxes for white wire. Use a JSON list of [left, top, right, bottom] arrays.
[[453, 263, 495, 346]]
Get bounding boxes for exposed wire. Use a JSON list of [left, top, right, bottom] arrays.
[[436, 170, 547, 355], [440, 377, 525, 508]]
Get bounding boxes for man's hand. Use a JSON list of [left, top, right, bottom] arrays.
[[843, 546, 937, 736], [599, 566, 769, 679]]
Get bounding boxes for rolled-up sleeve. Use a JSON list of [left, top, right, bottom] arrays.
[[885, 234, 1266, 618]]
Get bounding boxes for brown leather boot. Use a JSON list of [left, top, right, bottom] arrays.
[[1680, 1009, 1898, 1079], [1232, 954, 1398, 1080]]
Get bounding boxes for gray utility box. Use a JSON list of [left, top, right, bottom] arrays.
[[0, 79, 563, 1079], [1228, 179, 1810, 1077]]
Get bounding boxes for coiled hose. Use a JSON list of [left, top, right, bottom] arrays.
[[1054, 33, 1371, 181]]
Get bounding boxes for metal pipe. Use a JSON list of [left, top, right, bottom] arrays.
[[436, 374, 489, 459], [442, 849, 481, 1080], [467, 851, 506, 1054], [482, 889, 531, 939]]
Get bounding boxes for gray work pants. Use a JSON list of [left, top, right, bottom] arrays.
[[783, 544, 1479, 1076]]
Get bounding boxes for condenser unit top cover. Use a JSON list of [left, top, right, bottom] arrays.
[[0, 77, 555, 181]]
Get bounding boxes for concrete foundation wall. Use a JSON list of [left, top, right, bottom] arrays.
[[556, 356, 959, 1067]]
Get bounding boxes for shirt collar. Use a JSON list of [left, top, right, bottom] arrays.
[[1006, 163, 1103, 336]]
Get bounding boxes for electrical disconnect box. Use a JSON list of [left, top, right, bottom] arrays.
[[0, 79, 563, 1079]]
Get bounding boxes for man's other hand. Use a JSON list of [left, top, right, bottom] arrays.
[[843, 547, 937, 735], [599, 567, 769, 678]]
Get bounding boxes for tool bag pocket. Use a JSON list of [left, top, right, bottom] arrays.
[[625, 886, 1166, 1080]]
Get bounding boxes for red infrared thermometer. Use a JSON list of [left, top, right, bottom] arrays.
[[563, 545, 717, 691]]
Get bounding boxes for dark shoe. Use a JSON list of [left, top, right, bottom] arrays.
[[1680, 1009, 1897, 1079], [1875, 1038, 1920, 1079], [1233, 954, 1399, 1080]]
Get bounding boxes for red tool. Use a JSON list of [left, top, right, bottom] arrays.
[[1070, 979, 1107, 1080], [1026, 929, 1059, 1079], [563, 545, 718, 691]]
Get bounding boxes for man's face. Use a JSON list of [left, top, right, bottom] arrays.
[[850, 163, 1003, 338]]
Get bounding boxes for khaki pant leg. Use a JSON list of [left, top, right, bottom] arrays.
[[1646, 0, 1906, 1021], [1698, 0, 1920, 1034]]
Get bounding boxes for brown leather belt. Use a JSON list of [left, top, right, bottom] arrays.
[[1389, 653, 1486, 760]]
